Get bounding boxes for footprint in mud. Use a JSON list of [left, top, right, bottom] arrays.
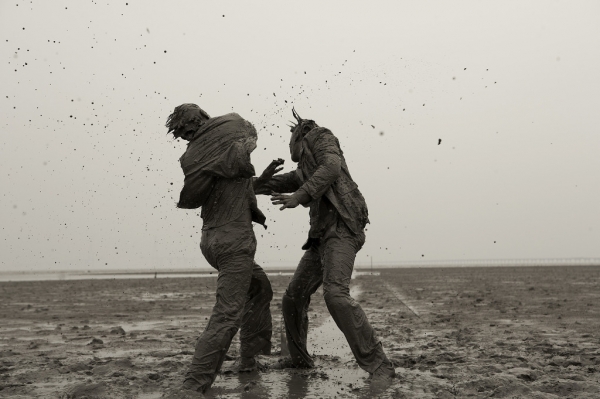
[[92, 357, 134, 376]]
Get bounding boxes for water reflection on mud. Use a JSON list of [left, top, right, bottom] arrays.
[[210, 286, 385, 398], [210, 358, 374, 398]]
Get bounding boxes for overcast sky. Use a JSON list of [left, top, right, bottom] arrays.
[[1, 1, 599, 272]]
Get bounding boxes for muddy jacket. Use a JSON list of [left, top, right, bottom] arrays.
[[259, 127, 368, 238], [177, 113, 266, 229]]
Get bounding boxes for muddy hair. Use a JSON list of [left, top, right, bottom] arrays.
[[289, 107, 318, 139], [165, 103, 210, 137]]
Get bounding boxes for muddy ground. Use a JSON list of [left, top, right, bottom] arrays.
[[1, 266, 599, 398]]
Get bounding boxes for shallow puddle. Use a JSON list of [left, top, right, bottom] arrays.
[[113, 320, 172, 332], [113, 316, 202, 332]]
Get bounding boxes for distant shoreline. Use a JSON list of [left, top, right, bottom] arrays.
[[2, 258, 598, 276], [1, 263, 599, 282]]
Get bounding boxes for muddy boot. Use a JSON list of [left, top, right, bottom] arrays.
[[239, 356, 263, 372], [369, 358, 396, 393], [223, 356, 264, 373], [164, 376, 210, 398]]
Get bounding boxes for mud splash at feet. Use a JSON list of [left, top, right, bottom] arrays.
[[209, 285, 387, 398]]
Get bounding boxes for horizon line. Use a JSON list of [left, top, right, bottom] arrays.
[[1, 257, 599, 274]]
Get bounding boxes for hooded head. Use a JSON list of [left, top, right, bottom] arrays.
[[289, 108, 318, 162], [165, 103, 210, 141]]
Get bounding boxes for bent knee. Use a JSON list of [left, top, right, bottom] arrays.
[[250, 274, 273, 301], [323, 286, 351, 308], [263, 280, 273, 301], [282, 291, 294, 306], [258, 276, 273, 301]]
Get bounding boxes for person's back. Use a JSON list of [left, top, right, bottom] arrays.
[[201, 177, 252, 229]]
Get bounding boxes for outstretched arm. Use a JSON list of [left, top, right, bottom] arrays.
[[253, 158, 284, 193], [270, 190, 312, 210], [271, 131, 341, 210], [254, 159, 303, 195]]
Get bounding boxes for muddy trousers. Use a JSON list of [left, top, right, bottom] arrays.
[[185, 221, 273, 392], [282, 228, 388, 374]]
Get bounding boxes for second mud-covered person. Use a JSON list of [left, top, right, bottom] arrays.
[[254, 109, 396, 388]]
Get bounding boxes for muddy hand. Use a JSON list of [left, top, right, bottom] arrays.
[[260, 158, 285, 180], [271, 193, 300, 210], [254, 159, 285, 195]]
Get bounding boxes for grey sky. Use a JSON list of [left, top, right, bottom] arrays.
[[1, 1, 599, 271]]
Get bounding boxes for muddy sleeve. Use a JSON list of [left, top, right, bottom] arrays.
[[298, 132, 341, 200], [254, 170, 303, 195], [204, 141, 255, 179]]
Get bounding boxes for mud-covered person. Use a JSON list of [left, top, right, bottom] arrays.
[[254, 109, 396, 389], [163, 104, 281, 397]]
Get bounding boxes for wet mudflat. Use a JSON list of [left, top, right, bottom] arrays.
[[1, 266, 599, 398]]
